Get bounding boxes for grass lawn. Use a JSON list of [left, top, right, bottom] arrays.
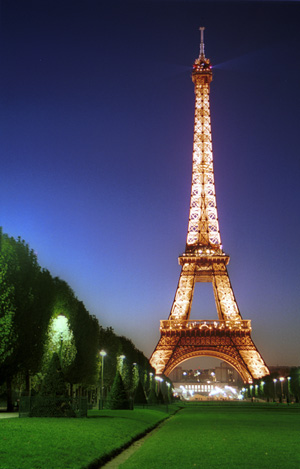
[[120, 403, 300, 468], [0, 406, 177, 469]]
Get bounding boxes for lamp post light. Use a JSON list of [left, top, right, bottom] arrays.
[[279, 377, 285, 402], [157, 377, 164, 403], [287, 377, 291, 403], [155, 376, 163, 394], [100, 350, 107, 410], [273, 379, 277, 402], [119, 354, 125, 373]]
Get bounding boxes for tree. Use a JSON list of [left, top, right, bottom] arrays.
[[289, 367, 300, 402], [147, 380, 158, 404], [45, 278, 99, 391], [0, 232, 16, 366], [134, 380, 147, 405], [67, 300, 99, 389], [0, 229, 156, 411], [157, 388, 165, 404], [0, 233, 55, 409], [98, 326, 120, 390], [108, 372, 130, 409], [41, 353, 68, 396], [30, 353, 75, 417]]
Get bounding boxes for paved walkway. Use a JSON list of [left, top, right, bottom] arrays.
[[0, 413, 19, 419]]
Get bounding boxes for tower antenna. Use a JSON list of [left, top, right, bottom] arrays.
[[199, 26, 205, 58]]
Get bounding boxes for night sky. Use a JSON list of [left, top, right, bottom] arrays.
[[1, 1, 300, 368]]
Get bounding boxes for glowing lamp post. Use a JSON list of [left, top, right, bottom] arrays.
[[260, 381, 265, 400], [119, 354, 125, 374], [155, 376, 163, 395], [273, 379, 277, 402], [279, 377, 285, 402], [100, 350, 107, 409], [287, 377, 291, 403]]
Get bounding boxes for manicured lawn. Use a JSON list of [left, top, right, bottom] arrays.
[[0, 406, 176, 469], [120, 404, 300, 468]]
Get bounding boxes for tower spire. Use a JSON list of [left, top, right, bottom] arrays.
[[199, 26, 205, 59]]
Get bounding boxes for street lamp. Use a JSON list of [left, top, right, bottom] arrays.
[[279, 377, 285, 402], [118, 354, 125, 372], [155, 376, 163, 393], [273, 379, 277, 402], [287, 377, 291, 403], [260, 381, 265, 397], [100, 350, 107, 409]]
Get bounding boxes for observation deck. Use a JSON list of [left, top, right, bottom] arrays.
[[160, 319, 252, 335]]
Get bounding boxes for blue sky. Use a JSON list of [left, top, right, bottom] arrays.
[[1, 1, 300, 367]]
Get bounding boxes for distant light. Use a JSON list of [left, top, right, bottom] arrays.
[[225, 386, 237, 394], [100, 350, 107, 357]]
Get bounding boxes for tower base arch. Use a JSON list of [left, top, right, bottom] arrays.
[[151, 320, 269, 384]]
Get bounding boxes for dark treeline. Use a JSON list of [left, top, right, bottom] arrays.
[[0, 229, 156, 411], [245, 369, 300, 403]]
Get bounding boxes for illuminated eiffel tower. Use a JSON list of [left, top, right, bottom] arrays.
[[150, 28, 269, 383]]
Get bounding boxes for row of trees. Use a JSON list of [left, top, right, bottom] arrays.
[[244, 369, 300, 402], [0, 229, 158, 411]]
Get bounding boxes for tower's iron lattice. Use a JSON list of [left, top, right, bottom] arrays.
[[150, 28, 269, 383]]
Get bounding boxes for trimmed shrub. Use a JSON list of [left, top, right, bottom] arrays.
[[108, 372, 130, 409], [147, 385, 158, 405], [134, 380, 147, 405], [157, 388, 165, 404], [41, 353, 68, 396], [29, 396, 76, 417], [29, 353, 75, 417]]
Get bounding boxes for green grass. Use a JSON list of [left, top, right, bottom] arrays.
[[120, 403, 300, 468], [2, 403, 300, 468], [0, 406, 177, 469]]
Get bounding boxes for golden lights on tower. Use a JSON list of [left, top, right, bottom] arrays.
[[150, 28, 269, 383]]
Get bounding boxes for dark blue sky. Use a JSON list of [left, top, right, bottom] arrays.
[[1, 1, 299, 367]]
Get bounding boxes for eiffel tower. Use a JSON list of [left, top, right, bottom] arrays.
[[150, 28, 269, 383]]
